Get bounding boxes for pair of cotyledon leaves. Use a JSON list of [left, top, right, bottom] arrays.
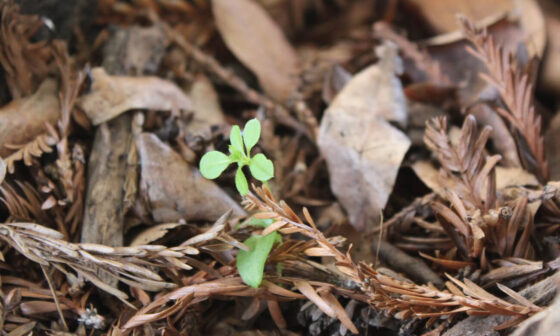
[[199, 118, 274, 196]]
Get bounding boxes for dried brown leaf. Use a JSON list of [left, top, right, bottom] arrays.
[[137, 133, 245, 222], [77, 67, 191, 125], [212, 0, 300, 102], [318, 41, 410, 230], [0, 79, 60, 157]]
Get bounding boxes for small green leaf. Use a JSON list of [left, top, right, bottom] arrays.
[[243, 119, 261, 154], [247, 218, 275, 228], [235, 167, 249, 196], [199, 151, 232, 179], [237, 232, 279, 288], [230, 125, 244, 155], [249, 153, 274, 181]]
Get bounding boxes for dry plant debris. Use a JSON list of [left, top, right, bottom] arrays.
[[1, 1, 560, 335]]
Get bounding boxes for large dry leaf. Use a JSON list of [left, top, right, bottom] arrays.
[[212, 0, 300, 102], [414, 1, 545, 106], [78, 67, 191, 125], [318, 42, 410, 230], [402, 0, 511, 34], [137, 133, 245, 223], [0, 79, 60, 157]]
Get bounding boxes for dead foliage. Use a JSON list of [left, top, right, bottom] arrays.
[[1, 1, 560, 335]]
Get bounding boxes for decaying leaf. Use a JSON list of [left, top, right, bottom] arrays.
[[0, 79, 60, 157], [78, 67, 191, 125], [136, 133, 245, 223], [212, 0, 300, 102], [318, 41, 410, 230], [186, 74, 226, 137]]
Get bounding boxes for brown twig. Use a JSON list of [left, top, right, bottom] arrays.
[[371, 192, 437, 234], [163, 24, 314, 140], [370, 239, 444, 287]]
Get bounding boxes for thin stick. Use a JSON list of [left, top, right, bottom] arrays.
[[371, 192, 437, 234], [40, 264, 68, 331]]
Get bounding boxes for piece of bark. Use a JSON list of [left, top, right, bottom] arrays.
[[81, 114, 130, 250], [443, 271, 560, 336], [137, 133, 245, 222], [81, 26, 167, 285], [512, 291, 560, 336], [371, 239, 444, 287]]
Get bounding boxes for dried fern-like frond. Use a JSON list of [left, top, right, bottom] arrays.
[[0, 2, 52, 99], [424, 115, 500, 211], [459, 16, 548, 182], [3, 124, 59, 174], [0, 222, 199, 305], [243, 185, 542, 326], [0, 182, 51, 224], [52, 41, 85, 203]]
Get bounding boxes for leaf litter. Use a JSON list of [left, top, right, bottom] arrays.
[[1, 0, 560, 335]]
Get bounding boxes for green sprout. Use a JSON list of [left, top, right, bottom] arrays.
[[199, 119, 279, 288], [199, 118, 274, 196]]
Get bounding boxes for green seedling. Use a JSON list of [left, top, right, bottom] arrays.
[[199, 119, 279, 288], [199, 118, 274, 196]]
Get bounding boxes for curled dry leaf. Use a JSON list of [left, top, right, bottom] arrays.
[[212, 0, 300, 102], [137, 133, 245, 223], [77, 67, 191, 125], [0, 79, 60, 157], [318, 41, 410, 230]]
